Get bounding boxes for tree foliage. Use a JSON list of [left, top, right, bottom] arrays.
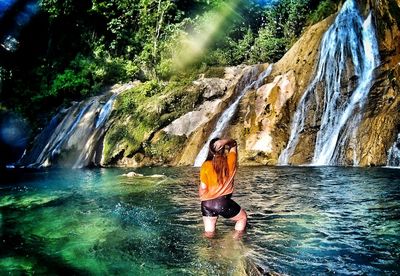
[[0, 0, 336, 123]]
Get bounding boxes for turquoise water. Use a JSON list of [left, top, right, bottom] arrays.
[[0, 166, 399, 275]]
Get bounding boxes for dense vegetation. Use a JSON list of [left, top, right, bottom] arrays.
[[0, 0, 338, 123]]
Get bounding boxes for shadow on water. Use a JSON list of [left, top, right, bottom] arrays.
[[0, 166, 399, 275]]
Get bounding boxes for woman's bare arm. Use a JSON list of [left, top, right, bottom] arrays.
[[213, 138, 237, 153]]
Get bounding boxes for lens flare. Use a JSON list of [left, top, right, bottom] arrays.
[[0, 113, 29, 148], [173, 0, 241, 69], [1, 0, 39, 52], [0, 0, 17, 19]]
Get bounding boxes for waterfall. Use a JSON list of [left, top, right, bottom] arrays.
[[193, 64, 273, 167], [19, 83, 135, 168], [50, 101, 94, 159], [96, 93, 118, 128], [387, 133, 400, 167], [72, 91, 122, 168], [278, 0, 380, 166], [24, 100, 95, 168]]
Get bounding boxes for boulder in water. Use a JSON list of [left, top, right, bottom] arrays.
[[122, 171, 144, 177], [122, 172, 165, 178], [147, 174, 165, 178]]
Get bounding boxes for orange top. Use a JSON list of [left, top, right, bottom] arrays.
[[199, 152, 237, 201]]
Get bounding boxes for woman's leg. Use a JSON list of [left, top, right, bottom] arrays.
[[203, 216, 218, 233], [230, 209, 247, 231]]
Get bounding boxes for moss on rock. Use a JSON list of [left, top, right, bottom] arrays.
[[145, 132, 187, 164], [102, 75, 202, 166]]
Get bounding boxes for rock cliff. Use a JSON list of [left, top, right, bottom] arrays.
[[98, 0, 400, 168], [115, 14, 335, 167], [356, 0, 400, 166], [19, 0, 400, 168]]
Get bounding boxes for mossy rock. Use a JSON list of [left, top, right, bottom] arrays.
[[203, 67, 226, 78], [145, 131, 187, 164], [102, 78, 200, 166]]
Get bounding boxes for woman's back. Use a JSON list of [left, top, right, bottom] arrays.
[[199, 151, 237, 201]]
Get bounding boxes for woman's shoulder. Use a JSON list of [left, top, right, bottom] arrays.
[[201, 160, 213, 170]]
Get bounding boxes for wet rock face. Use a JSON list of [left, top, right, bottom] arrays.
[[232, 71, 297, 165], [193, 78, 227, 99], [368, 0, 400, 63], [162, 100, 222, 137], [357, 63, 400, 166], [172, 65, 265, 166], [353, 0, 400, 166], [105, 65, 257, 168]]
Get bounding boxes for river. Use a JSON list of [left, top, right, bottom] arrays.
[[1, 166, 399, 275]]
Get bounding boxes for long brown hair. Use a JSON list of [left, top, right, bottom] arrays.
[[207, 137, 229, 186]]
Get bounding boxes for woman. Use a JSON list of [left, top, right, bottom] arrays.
[[199, 137, 247, 235]]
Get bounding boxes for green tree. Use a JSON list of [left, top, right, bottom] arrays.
[[249, 0, 312, 63], [308, 0, 337, 24], [0, 0, 333, 128]]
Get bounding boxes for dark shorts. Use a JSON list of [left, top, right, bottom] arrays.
[[201, 194, 241, 218]]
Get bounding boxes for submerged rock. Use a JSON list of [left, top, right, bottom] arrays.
[[122, 172, 166, 178], [122, 172, 144, 177]]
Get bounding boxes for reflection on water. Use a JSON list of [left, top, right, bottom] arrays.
[[0, 166, 399, 275]]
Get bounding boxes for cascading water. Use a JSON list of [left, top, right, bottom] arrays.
[[387, 133, 400, 167], [50, 101, 94, 159], [194, 64, 273, 167], [278, 0, 380, 166], [95, 93, 118, 128], [72, 90, 123, 168], [19, 83, 135, 168], [21, 100, 96, 168]]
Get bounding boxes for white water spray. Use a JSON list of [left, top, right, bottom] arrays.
[[278, 0, 379, 166], [21, 83, 135, 168], [96, 93, 118, 128], [387, 133, 400, 167]]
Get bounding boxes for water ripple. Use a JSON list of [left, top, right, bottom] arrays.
[[1, 166, 399, 275]]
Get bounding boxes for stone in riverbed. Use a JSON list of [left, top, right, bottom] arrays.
[[122, 171, 144, 177], [122, 171, 165, 178]]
